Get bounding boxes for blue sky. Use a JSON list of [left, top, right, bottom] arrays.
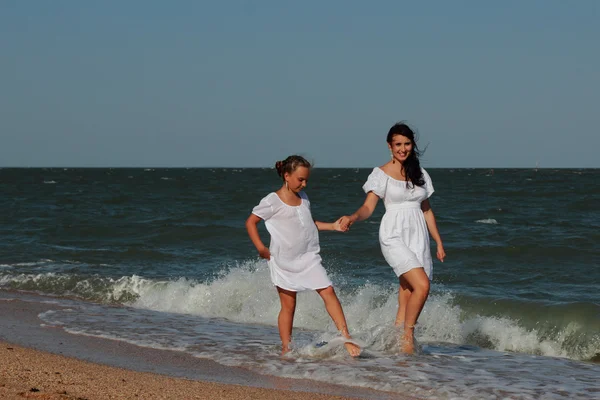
[[1, 1, 598, 168]]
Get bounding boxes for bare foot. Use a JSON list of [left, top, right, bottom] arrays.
[[400, 336, 415, 354], [344, 341, 361, 357], [281, 345, 291, 356], [399, 328, 416, 354], [399, 325, 416, 354]]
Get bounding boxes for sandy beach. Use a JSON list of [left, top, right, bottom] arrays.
[[0, 293, 410, 400], [0, 342, 365, 400]]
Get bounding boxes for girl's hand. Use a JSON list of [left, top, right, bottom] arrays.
[[333, 217, 346, 232], [436, 243, 446, 262], [258, 246, 271, 260]]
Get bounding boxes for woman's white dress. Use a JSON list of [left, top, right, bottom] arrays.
[[363, 167, 435, 279], [252, 191, 332, 292]]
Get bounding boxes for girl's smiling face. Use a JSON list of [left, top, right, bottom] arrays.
[[285, 166, 310, 192]]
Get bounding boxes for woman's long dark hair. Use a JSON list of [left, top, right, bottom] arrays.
[[387, 122, 425, 187]]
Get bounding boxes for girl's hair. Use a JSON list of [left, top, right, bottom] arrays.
[[387, 122, 425, 187], [275, 155, 311, 179]]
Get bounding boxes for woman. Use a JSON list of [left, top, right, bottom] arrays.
[[340, 122, 445, 353]]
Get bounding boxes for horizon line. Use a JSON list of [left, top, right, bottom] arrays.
[[1, 166, 598, 170]]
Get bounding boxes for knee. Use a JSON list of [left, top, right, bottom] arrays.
[[281, 303, 296, 314], [280, 299, 296, 313], [410, 277, 430, 297], [416, 279, 430, 296], [317, 285, 335, 299], [318, 286, 341, 304]]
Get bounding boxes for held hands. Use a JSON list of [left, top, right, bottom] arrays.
[[332, 218, 345, 232], [333, 216, 352, 232], [333, 217, 351, 232], [338, 216, 354, 232], [258, 246, 271, 260]]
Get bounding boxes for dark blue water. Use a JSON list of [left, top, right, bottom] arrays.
[[1, 168, 599, 399]]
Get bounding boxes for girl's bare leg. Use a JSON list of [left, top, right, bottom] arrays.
[[277, 287, 297, 355], [397, 268, 430, 354], [316, 286, 361, 357]]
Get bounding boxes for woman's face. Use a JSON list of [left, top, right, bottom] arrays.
[[285, 166, 310, 192], [388, 134, 413, 163]]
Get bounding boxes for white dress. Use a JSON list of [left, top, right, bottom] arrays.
[[252, 191, 333, 292], [363, 167, 435, 279]]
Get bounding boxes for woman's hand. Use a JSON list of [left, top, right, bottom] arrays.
[[338, 216, 353, 231], [258, 246, 271, 260], [436, 243, 446, 262]]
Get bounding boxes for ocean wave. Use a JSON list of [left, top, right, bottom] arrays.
[[1, 263, 598, 361], [0, 260, 56, 268], [476, 219, 498, 224]]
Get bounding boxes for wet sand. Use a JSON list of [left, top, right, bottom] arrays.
[[0, 342, 369, 399]]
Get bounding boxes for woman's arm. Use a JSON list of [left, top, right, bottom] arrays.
[[245, 214, 271, 259], [421, 199, 445, 262], [339, 192, 380, 230]]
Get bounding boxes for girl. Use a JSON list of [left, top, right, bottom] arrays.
[[340, 122, 445, 354], [246, 155, 360, 357]]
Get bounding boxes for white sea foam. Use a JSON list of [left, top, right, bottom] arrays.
[[476, 218, 498, 224], [2, 263, 598, 361], [43, 180, 56, 184], [112, 264, 599, 361]]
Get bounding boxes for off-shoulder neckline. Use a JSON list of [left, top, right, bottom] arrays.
[[375, 167, 409, 183]]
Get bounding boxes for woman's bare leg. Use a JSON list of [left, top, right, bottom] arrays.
[[395, 276, 411, 326], [277, 287, 297, 355], [397, 268, 430, 354], [316, 286, 361, 357]]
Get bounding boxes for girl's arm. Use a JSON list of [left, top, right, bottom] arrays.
[[421, 199, 445, 262], [315, 218, 345, 232], [245, 214, 271, 259], [339, 192, 380, 230]]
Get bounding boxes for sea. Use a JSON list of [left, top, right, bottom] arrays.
[[1, 167, 599, 399]]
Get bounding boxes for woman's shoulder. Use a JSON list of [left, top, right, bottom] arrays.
[[362, 166, 388, 196], [377, 162, 393, 172], [419, 168, 434, 193], [370, 165, 390, 177]]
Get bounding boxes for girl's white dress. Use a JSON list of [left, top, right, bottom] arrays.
[[363, 167, 435, 279], [252, 191, 332, 292]]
